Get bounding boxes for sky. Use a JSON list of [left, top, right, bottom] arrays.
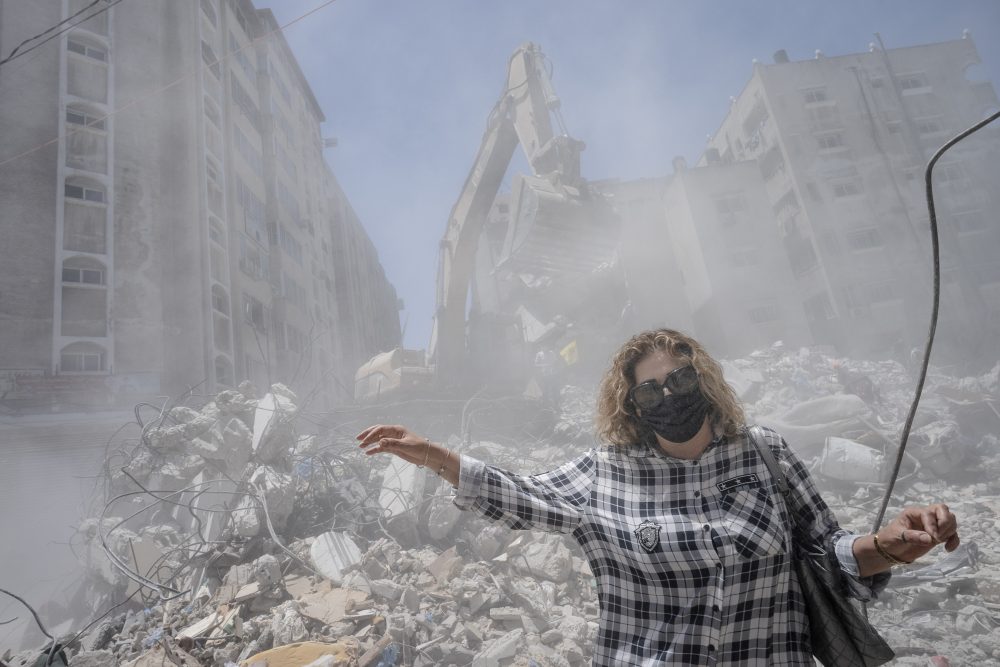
[[267, 0, 1000, 350]]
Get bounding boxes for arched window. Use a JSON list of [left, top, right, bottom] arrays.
[[60, 342, 106, 372], [66, 32, 108, 102], [62, 256, 106, 285], [64, 177, 105, 203]]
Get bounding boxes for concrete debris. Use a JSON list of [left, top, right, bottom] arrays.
[[12, 350, 1000, 666], [309, 531, 362, 586]]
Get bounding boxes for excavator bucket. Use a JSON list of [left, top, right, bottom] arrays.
[[497, 174, 619, 277]]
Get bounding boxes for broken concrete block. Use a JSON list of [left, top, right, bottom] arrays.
[[178, 610, 220, 639], [513, 534, 573, 583], [252, 554, 284, 593], [271, 602, 309, 647], [426, 546, 463, 584], [369, 579, 404, 603], [310, 531, 362, 586], [64, 650, 115, 667], [472, 629, 523, 667], [298, 586, 369, 626], [239, 639, 359, 667], [818, 437, 886, 483], [232, 493, 261, 538], [249, 466, 295, 531]]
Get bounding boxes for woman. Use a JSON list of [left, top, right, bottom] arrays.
[[357, 329, 960, 665]]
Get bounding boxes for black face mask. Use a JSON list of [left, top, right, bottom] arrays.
[[637, 389, 710, 444]]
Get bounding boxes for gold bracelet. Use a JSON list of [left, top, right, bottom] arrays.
[[437, 449, 451, 476], [873, 533, 912, 566]]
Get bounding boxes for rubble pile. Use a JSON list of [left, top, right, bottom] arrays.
[[3, 346, 1000, 665]]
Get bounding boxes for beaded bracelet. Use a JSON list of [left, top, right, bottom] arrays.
[[873, 533, 912, 566]]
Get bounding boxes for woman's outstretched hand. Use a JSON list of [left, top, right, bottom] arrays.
[[356, 424, 432, 466], [356, 424, 461, 487]]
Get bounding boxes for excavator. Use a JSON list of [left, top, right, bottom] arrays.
[[354, 43, 618, 401]]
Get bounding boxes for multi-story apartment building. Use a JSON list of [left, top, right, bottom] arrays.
[[0, 0, 400, 408], [701, 35, 1000, 360]]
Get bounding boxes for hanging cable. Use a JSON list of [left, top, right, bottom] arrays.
[[871, 107, 1000, 533], [0, 0, 123, 69]]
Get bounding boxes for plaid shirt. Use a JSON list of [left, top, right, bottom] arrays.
[[453, 425, 889, 666]]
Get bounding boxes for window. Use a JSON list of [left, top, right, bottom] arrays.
[[748, 305, 780, 324], [897, 73, 928, 91], [66, 108, 105, 129], [215, 356, 232, 385], [65, 182, 105, 203], [201, 0, 218, 27], [239, 235, 269, 281], [847, 227, 882, 251], [277, 179, 300, 221], [229, 31, 255, 80], [236, 177, 266, 243], [65, 108, 107, 172], [201, 41, 221, 79], [713, 192, 745, 225], [62, 266, 104, 285], [243, 293, 267, 331], [209, 218, 226, 245], [802, 87, 828, 104], [806, 104, 839, 130], [803, 293, 835, 322], [230, 78, 260, 128], [204, 97, 221, 128], [278, 225, 303, 264], [233, 125, 263, 178], [212, 285, 229, 314], [831, 180, 861, 198], [60, 342, 106, 372], [816, 132, 844, 150], [67, 39, 106, 62], [280, 271, 307, 308]]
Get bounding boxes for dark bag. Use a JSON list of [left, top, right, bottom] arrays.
[[747, 425, 895, 667]]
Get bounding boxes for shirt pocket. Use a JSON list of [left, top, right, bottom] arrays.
[[719, 487, 787, 561]]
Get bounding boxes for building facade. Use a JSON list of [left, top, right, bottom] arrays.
[[701, 36, 1000, 361], [0, 0, 400, 407]]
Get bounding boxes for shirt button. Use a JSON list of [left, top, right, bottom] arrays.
[[694, 491, 701, 497], [708, 644, 717, 652], [712, 604, 721, 613], [703, 524, 710, 531], [715, 562, 723, 569]]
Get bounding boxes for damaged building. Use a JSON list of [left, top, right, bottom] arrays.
[[457, 35, 1000, 392], [0, 0, 401, 410]]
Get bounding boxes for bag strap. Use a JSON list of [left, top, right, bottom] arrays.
[[746, 424, 790, 501]]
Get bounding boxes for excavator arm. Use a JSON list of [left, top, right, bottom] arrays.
[[429, 43, 585, 387]]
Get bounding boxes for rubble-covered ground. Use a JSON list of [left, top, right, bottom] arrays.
[[3, 346, 1000, 666]]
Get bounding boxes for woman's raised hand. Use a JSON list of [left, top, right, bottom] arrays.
[[356, 424, 433, 467]]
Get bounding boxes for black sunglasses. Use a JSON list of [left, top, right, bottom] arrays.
[[629, 365, 700, 411]]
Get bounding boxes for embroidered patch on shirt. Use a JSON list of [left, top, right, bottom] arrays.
[[716, 473, 761, 493], [634, 520, 661, 552]]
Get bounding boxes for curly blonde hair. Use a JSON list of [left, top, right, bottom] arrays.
[[595, 328, 745, 447]]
